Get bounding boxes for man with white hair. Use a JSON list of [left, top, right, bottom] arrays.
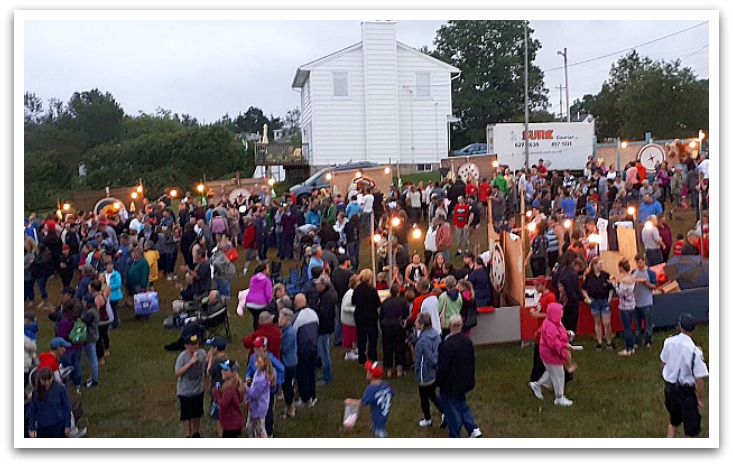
[[641, 215, 665, 266], [436, 314, 482, 438]]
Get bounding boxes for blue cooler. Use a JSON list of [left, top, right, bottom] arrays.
[[134, 291, 160, 315]]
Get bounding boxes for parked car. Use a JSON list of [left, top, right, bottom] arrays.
[[289, 161, 379, 204], [450, 143, 488, 156]]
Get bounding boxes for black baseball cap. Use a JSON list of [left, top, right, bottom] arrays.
[[678, 313, 696, 332]]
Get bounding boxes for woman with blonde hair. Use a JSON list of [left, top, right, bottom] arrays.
[[611, 259, 637, 356], [353, 268, 381, 364], [581, 256, 614, 351]]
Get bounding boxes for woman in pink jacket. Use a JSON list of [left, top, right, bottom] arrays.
[[244, 263, 272, 331], [529, 302, 574, 407]]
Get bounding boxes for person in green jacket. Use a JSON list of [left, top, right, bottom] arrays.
[[323, 198, 337, 226], [491, 171, 508, 196], [126, 246, 150, 296], [438, 275, 463, 338]]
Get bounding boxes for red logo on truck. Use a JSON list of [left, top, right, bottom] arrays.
[[522, 130, 554, 140]]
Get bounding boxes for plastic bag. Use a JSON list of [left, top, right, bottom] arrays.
[[342, 404, 358, 429]]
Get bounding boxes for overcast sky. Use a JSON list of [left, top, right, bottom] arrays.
[[22, 17, 709, 124]]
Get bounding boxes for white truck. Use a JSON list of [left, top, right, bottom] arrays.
[[486, 121, 596, 171]]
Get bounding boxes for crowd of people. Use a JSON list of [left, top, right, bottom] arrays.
[[22, 149, 710, 439]]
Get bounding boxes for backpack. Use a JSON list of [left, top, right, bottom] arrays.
[[211, 251, 236, 281], [531, 235, 549, 260], [69, 319, 88, 344]]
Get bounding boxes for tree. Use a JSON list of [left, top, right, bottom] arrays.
[[570, 51, 709, 140], [430, 20, 549, 148], [283, 107, 301, 143], [63, 89, 125, 148]]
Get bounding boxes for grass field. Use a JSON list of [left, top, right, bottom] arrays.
[[27, 208, 709, 438]]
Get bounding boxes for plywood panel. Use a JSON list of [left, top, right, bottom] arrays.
[[471, 306, 521, 345], [501, 231, 525, 307], [616, 226, 638, 262], [599, 251, 626, 276]]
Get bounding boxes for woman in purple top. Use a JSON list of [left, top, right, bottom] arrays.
[[245, 263, 273, 331], [245, 355, 274, 438]]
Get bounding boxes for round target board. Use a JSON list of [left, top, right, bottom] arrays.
[[457, 162, 480, 184], [228, 187, 251, 204], [490, 242, 506, 292]]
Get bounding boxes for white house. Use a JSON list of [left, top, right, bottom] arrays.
[[291, 21, 460, 174]]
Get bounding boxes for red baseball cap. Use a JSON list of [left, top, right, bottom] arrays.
[[253, 336, 268, 348], [364, 360, 383, 379], [534, 276, 548, 287]]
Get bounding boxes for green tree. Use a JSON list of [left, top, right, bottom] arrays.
[[430, 20, 549, 148], [62, 88, 125, 148], [570, 51, 709, 140]]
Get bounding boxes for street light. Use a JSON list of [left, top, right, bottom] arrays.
[[169, 189, 178, 198], [621, 141, 628, 149], [197, 183, 205, 193], [268, 178, 275, 187], [113, 202, 120, 210], [689, 140, 697, 149], [492, 160, 500, 168], [384, 167, 391, 174], [527, 221, 537, 232], [526, 210, 533, 218], [391, 217, 401, 228], [412, 225, 423, 239], [627, 205, 636, 216], [326, 173, 332, 181], [563, 219, 573, 230], [62, 203, 71, 211], [131, 191, 138, 199], [355, 171, 362, 179], [373, 233, 382, 243]]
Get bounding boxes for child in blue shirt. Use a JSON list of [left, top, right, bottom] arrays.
[[344, 361, 395, 438]]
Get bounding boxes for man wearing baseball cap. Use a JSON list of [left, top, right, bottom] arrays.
[[660, 313, 709, 437], [343, 360, 395, 438], [37, 338, 72, 385], [244, 336, 284, 438], [174, 334, 207, 438]]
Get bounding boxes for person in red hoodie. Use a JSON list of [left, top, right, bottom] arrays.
[[529, 302, 574, 407], [478, 178, 490, 210], [241, 216, 257, 276], [452, 196, 471, 256], [672, 233, 685, 257], [528, 277, 557, 383], [242, 311, 282, 360], [211, 361, 245, 437], [465, 177, 478, 199]]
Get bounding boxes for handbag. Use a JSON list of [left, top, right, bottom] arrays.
[[461, 303, 478, 331], [69, 319, 88, 344]]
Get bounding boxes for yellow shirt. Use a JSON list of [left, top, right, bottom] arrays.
[[144, 249, 160, 282]]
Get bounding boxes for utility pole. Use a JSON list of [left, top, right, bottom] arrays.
[[523, 20, 530, 170], [558, 47, 570, 122], [555, 84, 564, 121]]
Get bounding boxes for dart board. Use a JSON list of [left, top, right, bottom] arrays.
[[637, 144, 665, 171], [490, 242, 506, 292], [457, 162, 480, 184], [228, 187, 252, 204]]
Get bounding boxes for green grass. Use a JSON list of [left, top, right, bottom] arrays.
[[30, 209, 708, 438]]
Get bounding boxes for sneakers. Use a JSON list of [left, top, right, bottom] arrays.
[[606, 343, 617, 351], [243, 267, 249, 276], [618, 349, 635, 356], [418, 419, 432, 428], [70, 427, 88, 438], [344, 351, 358, 361], [85, 379, 98, 389], [294, 398, 317, 408], [596, 342, 603, 351], [470, 427, 483, 438], [529, 381, 544, 400], [645, 343, 652, 349], [439, 414, 447, 429], [166, 275, 173, 281], [554, 396, 573, 407], [308, 398, 318, 408]]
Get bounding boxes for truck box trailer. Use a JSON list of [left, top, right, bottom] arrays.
[[486, 121, 596, 171]]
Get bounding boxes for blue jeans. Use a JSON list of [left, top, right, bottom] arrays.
[[215, 278, 231, 298], [24, 279, 34, 302], [317, 334, 333, 383], [110, 299, 121, 328], [36, 276, 49, 300], [258, 235, 268, 260], [280, 234, 294, 260], [634, 305, 653, 346], [275, 231, 283, 258], [61, 348, 83, 388], [347, 241, 360, 271], [439, 392, 478, 438], [590, 298, 610, 315], [84, 342, 99, 383], [620, 309, 635, 351], [333, 313, 343, 347]]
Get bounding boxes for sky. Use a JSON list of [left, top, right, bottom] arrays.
[[22, 17, 709, 125]]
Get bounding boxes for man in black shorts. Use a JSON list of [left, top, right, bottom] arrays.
[[174, 334, 208, 437], [660, 313, 709, 437]]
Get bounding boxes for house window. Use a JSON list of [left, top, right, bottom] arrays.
[[416, 72, 430, 97], [333, 72, 348, 97], [416, 163, 432, 172]]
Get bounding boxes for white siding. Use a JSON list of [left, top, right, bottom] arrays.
[[309, 48, 367, 166], [396, 46, 453, 165], [362, 22, 400, 165], [300, 78, 313, 162]]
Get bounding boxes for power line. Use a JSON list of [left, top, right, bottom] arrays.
[[681, 44, 709, 61], [544, 21, 708, 72]]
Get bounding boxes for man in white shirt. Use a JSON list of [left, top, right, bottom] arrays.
[[361, 188, 375, 231], [697, 154, 709, 181], [128, 211, 144, 234], [660, 313, 709, 437]]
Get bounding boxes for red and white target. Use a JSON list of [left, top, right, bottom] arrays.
[[490, 242, 506, 292]]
